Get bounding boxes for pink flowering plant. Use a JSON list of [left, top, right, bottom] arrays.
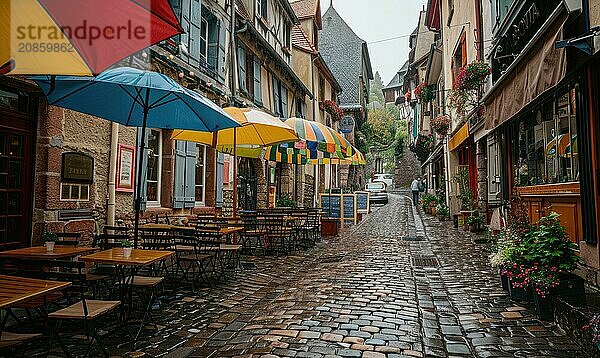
[[454, 61, 491, 91], [490, 212, 580, 297], [431, 115, 451, 136]]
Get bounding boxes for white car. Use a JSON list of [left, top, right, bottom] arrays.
[[373, 173, 394, 190]]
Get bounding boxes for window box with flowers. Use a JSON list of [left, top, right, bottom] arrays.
[[320, 99, 344, 121], [431, 115, 451, 137], [414, 82, 435, 104], [448, 60, 491, 117]]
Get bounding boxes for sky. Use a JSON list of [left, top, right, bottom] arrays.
[[319, 0, 427, 85]]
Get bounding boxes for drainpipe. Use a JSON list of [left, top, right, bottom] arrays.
[[474, 0, 483, 61], [107, 122, 119, 226]]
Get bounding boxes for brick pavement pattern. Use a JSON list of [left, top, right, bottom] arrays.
[[93, 194, 586, 357]]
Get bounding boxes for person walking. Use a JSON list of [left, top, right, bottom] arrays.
[[411, 177, 421, 206]]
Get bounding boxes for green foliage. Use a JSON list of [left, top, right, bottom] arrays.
[[122, 239, 133, 248], [42, 231, 57, 242], [421, 194, 439, 211], [276, 194, 298, 208], [436, 205, 449, 217], [467, 214, 485, 226], [452, 168, 474, 210], [369, 71, 384, 104]]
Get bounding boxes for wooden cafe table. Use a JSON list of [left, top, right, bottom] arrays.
[[0, 246, 97, 260], [79, 248, 173, 343], [0, 275, 71, 347]]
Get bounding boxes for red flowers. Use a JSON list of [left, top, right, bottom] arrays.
[[320, 100, 344, 121]]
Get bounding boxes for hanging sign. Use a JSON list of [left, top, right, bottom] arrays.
[[61, 152, 94, 184], [340, 115, 355, 133]]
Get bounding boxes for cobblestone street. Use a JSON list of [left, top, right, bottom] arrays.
[[90, 194, 586, 358]]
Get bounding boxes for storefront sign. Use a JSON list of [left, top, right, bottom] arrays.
[[340, 115, 355, 134], [61, 152, 93, 184], [492, 0, 562, 81], [116, 144, 135, 192]]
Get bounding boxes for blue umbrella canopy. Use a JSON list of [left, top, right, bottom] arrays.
[[33, 67, 239, 131], [33, 67, 240, 247]]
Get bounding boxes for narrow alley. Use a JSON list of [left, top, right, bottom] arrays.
[[77, 194, 586, 358]]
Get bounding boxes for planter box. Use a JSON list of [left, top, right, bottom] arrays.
[[501, 274, 509, 291], [508, 279, 532, 301], [321, 219, 339, 237], [460, 211, 475, 230], [534, 292, 554, 321]]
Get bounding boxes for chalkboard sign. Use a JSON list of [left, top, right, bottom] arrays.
[[342, 194, 356, 223], [355, 191, 370, 214], [319, 194, 341, 219]]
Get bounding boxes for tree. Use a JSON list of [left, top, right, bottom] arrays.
[[369, 71, 384, 104]]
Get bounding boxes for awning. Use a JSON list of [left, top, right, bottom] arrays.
[[448, 122, 469, 152], [426, 44, 443, 85], [485, 16, 567, 130]]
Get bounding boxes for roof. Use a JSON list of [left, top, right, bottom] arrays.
[[290, 0, 322, 28], [292, 24, 317, 53], [235, 0, 250, 21], [383, 61, 409, 89]]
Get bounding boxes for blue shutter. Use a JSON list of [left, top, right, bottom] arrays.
[[179, 0, 191, 60], [173, 140, 186, 209], [216, 153, 225, 207], [136, 128, 149, 211], [184, 142, 197, 208], [253, 59, 262, 104], [273, 77, 280, 116], [238, 46, 246, 92], [189, 0, 202, 65], [281, 85, 288, 118], [217, 19, 227, 81]]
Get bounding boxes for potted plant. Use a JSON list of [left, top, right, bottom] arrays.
[[467, 214, 485, 233], [122, 239, 133, 258], [421, 194, 438, 214], [522, 213, 582, 320], [453, 168, 475, 229], [431, 115, 451, 137], [436, 205, 449, 221], [489, 229, 522, 291], [43, 232, 58, 252], [276, 194, 298, 209]]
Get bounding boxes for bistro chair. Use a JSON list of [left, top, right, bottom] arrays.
[[52, 232, 82, 246], [43, 260, 120, 358], [172, 233, 214, 290], [239, 214, 268, 255]]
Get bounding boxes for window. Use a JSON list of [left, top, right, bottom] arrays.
[[60, 183, 89, 201], [511, 86, 580, 186], [451, 32, 467, 86], [257, 0, 268, 20], [272, 77, 288, 118], [238, 45, 247, 92], [296, 98, 306, 118], [284, 22, 291, 49], [253, 59, 262, 104], [195, 144, 206, 204], [494, 0, 514, 27], [146, 129, 162, 204], [319, 75, 325, 102], [200, 17, 208, 62], [447, 0, 454, 25]]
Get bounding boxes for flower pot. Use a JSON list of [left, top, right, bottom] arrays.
[[438, 214, 447, 221], [431, 207, 437, 216], [123, 247, 132, 258], [469, 224, 481, 233], [425, 207, 432, 214], [552, 273, 586, 307], [533, 291, 554, 321], [45, 241, 55, 252], [500, 274, 509, 291], [508, 280, 532, 301]]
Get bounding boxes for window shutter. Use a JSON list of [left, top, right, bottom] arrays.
[[189, 0, 202, 65], [281, 85, 288, 118], [273, 77, 280, 116], [216, 153, 225, 207], [184, 142, 196, 208], [253, 60, 262, 103], [217, 18, 227, 81], [173, 140, 187, 209], [238, 46, 247, 92], [207, 16, 219, 73], [179, 0, 191, 61], [136, 128, 149, 211]]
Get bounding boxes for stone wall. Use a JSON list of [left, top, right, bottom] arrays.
[[303, 173, 315, 208], [395, 145, 422, 189]]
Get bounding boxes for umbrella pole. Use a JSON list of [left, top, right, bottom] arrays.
[[134, 89, 151, 249], [233, 127, 238, 218]]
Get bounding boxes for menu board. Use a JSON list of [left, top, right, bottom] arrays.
[[320, 194, 341, 218], [342, 194, 356, 223], [355, 191, 370, 214]]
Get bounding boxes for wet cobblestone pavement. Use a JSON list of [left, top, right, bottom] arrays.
[[47, 194, 587, 357]]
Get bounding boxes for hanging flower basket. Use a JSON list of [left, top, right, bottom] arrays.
[[412, 133, 434, 163], [404, 91, 412, 103], [421, 85, 436, 103], [431, 115, 451, 136], [320, 99, 344, 121], [454, 61, 491, 91]]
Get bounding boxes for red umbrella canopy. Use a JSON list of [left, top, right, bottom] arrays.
[[0, 0, 183, 75]]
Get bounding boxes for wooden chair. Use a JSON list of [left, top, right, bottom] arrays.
[[43, 260, 120, 358], [52, 232, 82, 246], [173, 234, 213, 290]]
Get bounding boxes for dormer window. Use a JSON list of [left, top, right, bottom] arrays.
[[256, 0, 267, 21]]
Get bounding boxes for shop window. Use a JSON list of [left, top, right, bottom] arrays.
[[146, 129, 162, 205], [511, 86, 580, 186], [195, 144, 206, 204], [60, 183, 89, 201]]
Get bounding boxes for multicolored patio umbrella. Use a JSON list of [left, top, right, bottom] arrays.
[[283, 117, 353, 156], [305, 146, 366, 165], [1, 0, 183, 75]]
